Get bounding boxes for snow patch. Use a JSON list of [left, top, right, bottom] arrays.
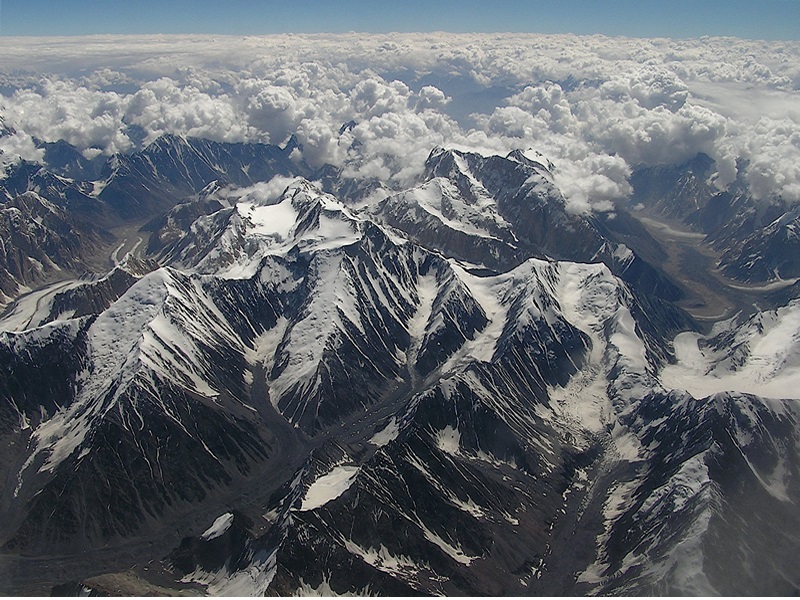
[[268, 254, 360, 410], [609, 307, 649, 372], [181, 551, 276, 596], [421, 526, 477, 565], [200, 512, 234, 541], [549, 261, 634, 437], [245, 317, 289, 371], [434, 425, 460, 455], [27, 272, 170, 475], [369, 417, 400, 447], [407, 272, 437, 344], [640, 453, 709, 514], [342, 540, 421, 580], [448, 263, 508, 364], [0, 279, 82, 332], [577, 476, 642, 586], [299, 465, 360, 511], [239, 196, 297, 240], [296, 574, 374, 597], [661, 318, 800, 400], [401, 179, 504, 240], [612, 243, 634, 264]]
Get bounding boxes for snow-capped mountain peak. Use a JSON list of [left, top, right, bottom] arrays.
[[2, 139, 800, 597]]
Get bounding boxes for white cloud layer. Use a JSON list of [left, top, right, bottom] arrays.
[[1, 33, 799, 210]]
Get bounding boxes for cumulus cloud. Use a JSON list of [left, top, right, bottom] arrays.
[[414, 85, 450, 111], [582, 102, 729, 166], [350, 78, 412, 118], [2, 78, 132, 154], [296, 117, 346, 168], [734, 117, 800, 202], [475, 76, 726, 211], [553, 154, 632, 215], [1, 33, 799, 209], [0, 131, 44, 168], [225, 176, 307, 205], [125, 77, 251, 146], [600, 67, 689, 111]]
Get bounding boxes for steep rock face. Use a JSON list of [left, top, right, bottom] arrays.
[[0, 191, 112, 302], [628, 153, 717, 221], [0, 161, 116, 302], [576, 389, 800, 596], [168, 252, 694, 596], [0, 193, 501, 553], [629, 154, 800, 285], [39, 257, 159, 326], [0, 258, 157, 335], [313, 163, 387, 205], [377, 147, 600, 270], [0, 265, 291, 554], [263, 384, 576, 596], [0, 135, 308, 307], [717, 207, 800, 282], [143, 190, 227, 257], [595, 301, 800, 595], [0, 161, 105, 220], [39, 139, 106, 181], [627, 153, 755, 240], [0, 318, 90, 436], [376, 148, 682, 301], [98, 134, 303, 220], [0, 171, 672, 590]]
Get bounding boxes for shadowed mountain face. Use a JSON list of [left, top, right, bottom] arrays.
[[630, 154, 800, 285], [0, 135, 305, 303], [97, 134, 305, 220], [0, 139, 798, 596]]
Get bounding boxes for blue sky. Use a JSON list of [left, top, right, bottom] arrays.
[[0, 0, 798, 40]]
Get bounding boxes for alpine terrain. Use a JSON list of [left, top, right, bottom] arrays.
[[1, 133, 799, 596]]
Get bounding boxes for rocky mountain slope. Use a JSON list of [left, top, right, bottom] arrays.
[[0, 135, 305, 305], [0, 138, 798, 595], [630, 154, 800, 285]]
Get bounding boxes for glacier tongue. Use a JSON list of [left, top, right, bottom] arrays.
[[548, 261, 628, 435]]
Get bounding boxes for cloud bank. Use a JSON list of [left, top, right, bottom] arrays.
[[1, 33, 799, 211]]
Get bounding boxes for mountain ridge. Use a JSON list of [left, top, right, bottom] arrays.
[[0, 136, 799, 595]]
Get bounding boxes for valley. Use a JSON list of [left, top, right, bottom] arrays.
[[632, 211, 796, 326]]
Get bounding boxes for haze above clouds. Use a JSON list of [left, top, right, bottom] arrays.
[[2, 0, 798, 40], [1, 33, 799, 212]]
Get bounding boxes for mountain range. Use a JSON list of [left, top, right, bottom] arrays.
[[0, 133, 799, 595]]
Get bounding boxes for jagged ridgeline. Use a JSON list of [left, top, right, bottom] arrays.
[[1, 135, 799, 596]]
